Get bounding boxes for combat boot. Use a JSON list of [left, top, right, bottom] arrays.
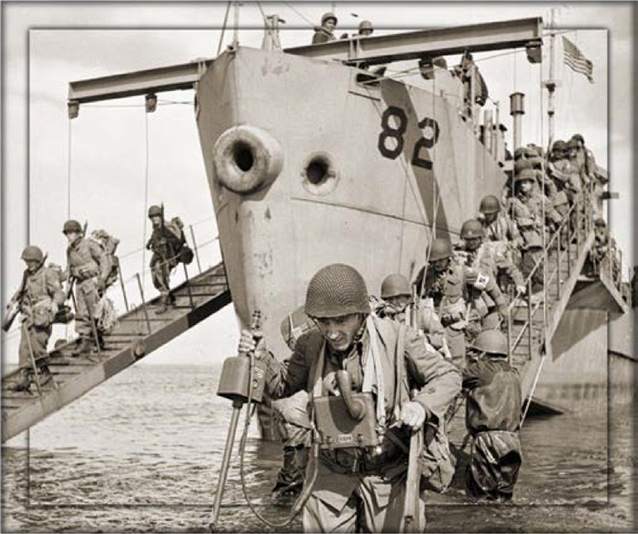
[[38, 365, 54, 387], [155, 295, 169, 315], [272, 446, 305, 497], [72, 337, 92, 356], [9, 370, 32, 392]]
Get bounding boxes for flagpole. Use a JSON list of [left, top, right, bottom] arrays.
[[545, 9, 557, 150]]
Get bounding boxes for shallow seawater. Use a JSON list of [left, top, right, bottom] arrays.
[[1, 364, 635, 532]]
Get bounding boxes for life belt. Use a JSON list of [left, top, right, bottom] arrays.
[[212, 125, 284, 194]]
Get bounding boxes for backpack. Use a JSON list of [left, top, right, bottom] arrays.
[[90, 230, 120, 288], [165, 217, 194, 265]]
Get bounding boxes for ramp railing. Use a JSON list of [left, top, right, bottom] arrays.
[[6, 220, 223, 396]]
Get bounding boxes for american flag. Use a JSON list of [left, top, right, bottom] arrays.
[[562, 37, 594, 83]]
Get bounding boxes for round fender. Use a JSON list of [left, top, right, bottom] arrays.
[[212, 125, 284, 194]]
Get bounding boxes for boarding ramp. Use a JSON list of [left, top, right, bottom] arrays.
[[2, 232, 231, 443], [505, 187, 630, 418]]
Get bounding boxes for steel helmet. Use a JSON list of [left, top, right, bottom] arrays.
[[62, 219, 82, 234], [479, 195, 501, 215], [21, 245, 44, 263], [514, 159, 532, 173], [461, 219, 485, 240], [428, 238, 453, 261], [526, 145, 541, 157], [514, 168, 536, 184], [148, 205, 163, 218], [358, 20, 373, 32], [552, 140, 567, 152], [566, 138, 580, 149], [525, 232, 543, 250], [471, 330, 508, 356], [321, 12, 337, 25], [305, 264, 370, 318], [513, 147, 527, 160], [381, 274, 411, 299], [594, 217, 607, 228], [571, 134, 585, 144]]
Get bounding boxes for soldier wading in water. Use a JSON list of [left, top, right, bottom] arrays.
[[239, 263, 461, 532]]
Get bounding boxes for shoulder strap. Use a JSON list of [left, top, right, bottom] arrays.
[[393, 323, 407, 418]]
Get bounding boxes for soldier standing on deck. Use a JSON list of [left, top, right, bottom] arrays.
[[6, 246, 65, 391], [146, 205, 184, 314], [238, 263, 461, 532], [312, 12, 337, 44], [64, 220, 110, 356]]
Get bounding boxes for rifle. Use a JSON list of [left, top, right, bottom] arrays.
[[403, 427, 424, 533], [2, 271, 28, 332], [2, 254, 48, 332]]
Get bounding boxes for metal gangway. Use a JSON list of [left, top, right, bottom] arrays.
[[1, 228, 231, 443], [505, 183, 630, 419]]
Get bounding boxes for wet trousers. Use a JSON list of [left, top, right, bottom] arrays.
[[74, 278, 101, 339], [303, 461, 426, 532]]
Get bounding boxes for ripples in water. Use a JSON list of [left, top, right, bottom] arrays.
[[2, 364, 635, 532]]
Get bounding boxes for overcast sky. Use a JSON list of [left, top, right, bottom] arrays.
[[2, 2, 634, 366]]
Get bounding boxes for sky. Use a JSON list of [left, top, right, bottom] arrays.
[[1, 1, 634, 366]]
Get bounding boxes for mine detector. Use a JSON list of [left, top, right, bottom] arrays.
[[1, 15, 630, 461]]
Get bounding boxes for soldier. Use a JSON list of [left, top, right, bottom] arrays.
[[270, 307, 316, 498], [146, 205, 184, 314], [358, 20, 374, 36], [455, 219, 526, 308], [64, 220, 110, 355], [477, 194, 523, 266], [238, 263, 461, 532], [463, 330, 522, 501], [507, 171, 547, 296], [7, 246, 65, 391], [312, 12, 337, 44], [586, 218, 620, 280], [377, 273, 447, 355], [414, 239, 509, 367]]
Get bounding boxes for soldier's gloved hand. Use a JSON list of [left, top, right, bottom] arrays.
[[399, 401, 428, 430], [516, 285, 527, 296], [238, 329, 269, 361]]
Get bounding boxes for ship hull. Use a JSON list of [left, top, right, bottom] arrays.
[[196, 47, 506, 354]]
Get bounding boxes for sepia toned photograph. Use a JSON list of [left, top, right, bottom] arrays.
[[1, 1, 635, 532]]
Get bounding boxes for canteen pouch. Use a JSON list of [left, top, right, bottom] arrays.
[[314, 393, 380, 449]]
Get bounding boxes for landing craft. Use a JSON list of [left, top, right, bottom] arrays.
[[68, 17, 543, 359], [3, 9, 631, 479]]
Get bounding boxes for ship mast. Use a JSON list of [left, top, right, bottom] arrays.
[[544, 9, 557, 149]]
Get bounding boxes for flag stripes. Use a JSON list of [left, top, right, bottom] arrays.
[[562, 37, 594, 83]]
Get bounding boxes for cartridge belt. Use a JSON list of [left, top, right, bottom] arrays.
[[72, 264, 98, 281], [322, 437, 405, 475]]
